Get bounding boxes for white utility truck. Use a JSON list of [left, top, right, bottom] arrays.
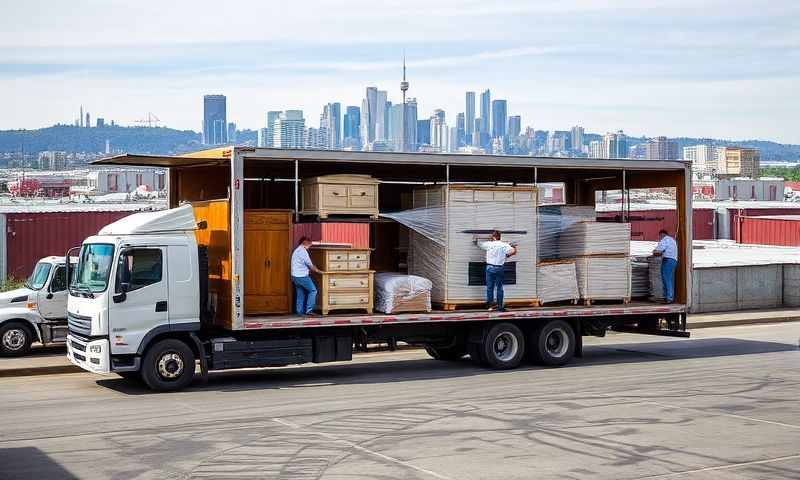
[[66, 148, 692, 391], [0, 257, 72, 356]]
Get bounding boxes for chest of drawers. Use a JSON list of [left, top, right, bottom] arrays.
[[301, 175, 379, 219], [309, 247, 374, 315]]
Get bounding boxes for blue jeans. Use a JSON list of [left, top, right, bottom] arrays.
[[661, 257, 678, 302], [485, 265, 505, 309], [292, 275, 317, 314]]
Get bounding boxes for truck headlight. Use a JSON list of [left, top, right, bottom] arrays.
[[89, 345, 102, 354]]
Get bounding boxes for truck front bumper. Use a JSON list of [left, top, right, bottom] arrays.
[[66, 334, 111, 374]]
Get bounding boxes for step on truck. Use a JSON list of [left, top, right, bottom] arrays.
[[66, 148, 692, 391]]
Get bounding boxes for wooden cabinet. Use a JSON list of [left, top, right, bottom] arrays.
[[301, 175, 379, 219], [243, 209, 292, 315], [309, 247, 374, 315]]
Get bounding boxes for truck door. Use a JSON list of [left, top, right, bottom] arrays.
[[38, 264, 68, 319], [109, 247, 168, 355]]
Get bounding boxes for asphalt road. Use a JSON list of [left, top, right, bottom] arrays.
[[1, 323, 798, 480]]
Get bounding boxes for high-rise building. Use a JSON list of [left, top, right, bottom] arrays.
[[85, 112, 91, 129], [716, 146, 760, 178], [257, 128, 270, 147], [589, 140, 603, 159], [465, 92, 476, 137], [390, 103, 404, 150], [479, 89, 491, 134], [273, 110, 305, 149], [361, 87, 378, 147], [343, 106, 361, 149], [96, 118, 105, 128], [508, 115, 521, 138], [400, 55, 410, 152], [683, 143, 715, 176], [417, 118, 431, 146], [263, 111, 281, 148], [603, 130, 627, 159], [455, 113, 466, 149], [79, 105, 84, 128], [430, 110, 448, 153], [38, 151, 67, 170], [645, 136, 679, 161], [404, 98, 418, 152], [319, 103, 341, 150], [491, 99, 507, 139], [305, 127, 326, 150], [546, 131, 570, 154], [375, 90, 388, 141], [227, 122, 237, 144], [629, 143, 648, 160], [203, 94, 228, 145], [570, 126, 584, 152]]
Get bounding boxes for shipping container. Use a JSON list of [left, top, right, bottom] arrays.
[[735, 215, 800, 246], [597, 208, 714, 241], [727, 206, 800, 242]]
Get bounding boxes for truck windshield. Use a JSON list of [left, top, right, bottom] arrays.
[[72, 244, 115, 293], [25, 262, 52, 290]]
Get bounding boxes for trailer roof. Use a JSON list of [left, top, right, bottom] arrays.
[[93, 147, 690, 171]]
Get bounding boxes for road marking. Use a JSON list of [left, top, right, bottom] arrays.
[[272, 417, 453, 480], [638, 453, 800, 478], [646, 401, 800, 430]]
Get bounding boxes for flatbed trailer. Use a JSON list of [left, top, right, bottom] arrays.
[[64, 148, 693, 391]]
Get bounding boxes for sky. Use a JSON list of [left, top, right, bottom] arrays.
[[1, 0, 799, 143]]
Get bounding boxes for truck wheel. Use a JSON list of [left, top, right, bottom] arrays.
[[424, 344, 465, 361], [0, 322, 33, 357], [529, 320, 575, 366], [141, 339, 196, 392], [480, 323, 525, 370]]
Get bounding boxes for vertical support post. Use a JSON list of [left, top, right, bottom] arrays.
[[230, 147, 244, 329], [445, 163, 450, 184], [622, 170, 627, 223], [294, 159, 299, 222], [534, 166, 538, 186]]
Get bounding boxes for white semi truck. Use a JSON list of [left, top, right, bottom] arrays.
[[66, 148, 692, 391], [0, 257, 73, 356]]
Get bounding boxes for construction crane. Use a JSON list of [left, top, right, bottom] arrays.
[[134, 112, 161, 127]]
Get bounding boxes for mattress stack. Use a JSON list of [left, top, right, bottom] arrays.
[[648, 256, 665, 301], [558, 222, 631, 257], [374, 272, 432, 314], [537, 260, 580, 304], [574, 256, 632, 301]]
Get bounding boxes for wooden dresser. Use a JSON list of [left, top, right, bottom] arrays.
[[301, 175, 379, 219], [243, 209, 292, 315], [310, 247, 374, 315]]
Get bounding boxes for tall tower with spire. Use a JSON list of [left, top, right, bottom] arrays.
[[400, 54, 409, 152]]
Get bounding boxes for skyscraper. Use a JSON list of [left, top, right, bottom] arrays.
[[430, 110, 448, 153], [264, 111, 281, 148], [465, 92, 475, 137], [479, 89, 490, 134], [570, 126, 584, 152], [343, 106, 361, 149], [361, 87, 378, 147], [85, 112, 90, 129], [376, 90, 388, 141], [589, 140, 603, 158], [491, 99, 507, 139], [603, 130, 627, 159], [404, 98, 418, 152], [508, 115, 521, 138], [400, 55, 410, 152], [227, 122, 237, 144], [390, 104, 404, 150], [321, 103, 342, 149], [645, 136, 679, 161], [456, 112, 466, 149], [417, 118, 431, 147], [273, 110, 305, 149], [684, 143, 715, 176], [79, 105, 84, 128], [203, 94, 227, 145]]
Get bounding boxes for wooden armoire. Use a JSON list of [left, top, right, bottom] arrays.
[[243, 209, 292, 315]]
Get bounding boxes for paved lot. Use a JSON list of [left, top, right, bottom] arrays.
[[0, 323, 798, 480]]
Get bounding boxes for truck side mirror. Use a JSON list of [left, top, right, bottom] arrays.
[[113, 284, 128, 304], [113, 249, 131, 303]]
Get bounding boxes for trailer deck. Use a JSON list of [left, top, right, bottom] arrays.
[[243, 301, 686, 329]]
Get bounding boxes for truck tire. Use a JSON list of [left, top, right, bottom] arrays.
[[529, 320, 575, 366], [141, 339, 196, 392], [480, 323, 525, 370], [424, 344, 465, 361], [0, 321, 33, 357]]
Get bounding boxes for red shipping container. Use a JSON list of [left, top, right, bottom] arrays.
[[597, 208, 714, 241], [292, 223, 370, 249], [730, 207, 800, 243], [736, 215, 800, 246]]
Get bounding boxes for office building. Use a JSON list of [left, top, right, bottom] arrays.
[[570, 126, 584, 152], [716, 146, 760, 178], [203, 94, 227, 145], [431, 110, 448, 153], [79, 105, 84, 127], [491, 100, 507, 139], [343, 106, 361, 149], [305, 127, 326, 150], [261, 111, 281, 148], [361, 87, 378, 147], [455, 112, 466, 149], [227, 122, 237, 144], [465, 91, 475, 137], [390, 103, 404, 150], [85, 112, 91, 128], [508, 115, 521, 138], [629, 143, 648, 160], [404, 98, 418, 152], [417, 118, 431, 147], [375, 90, 388, 141], [645, 136, 679, 161], [589, 140, 603, 159], [273, 110, 305, 149], [479, 89, 491, 134], [320, 103, 341, 150], [257, 128, 270, 147], [684, 143, 715, 176], [603, 130, 627, 159], [96, 118, 105, 128], [546, 131, 570, 154], [38, 151, 67, 170]]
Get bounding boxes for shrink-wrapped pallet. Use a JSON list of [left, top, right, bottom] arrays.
[[559, 222, 631, 257], [537, 261, 580, 304], [573, 256, 632, 301], [383, 185, 538, 306], [648, 256, 665, 301], [374, 273, 432, 314], [538, 206, 596, 260], [631, 260, 651, 298]]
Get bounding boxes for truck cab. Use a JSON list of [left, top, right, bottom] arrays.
[[66, 206, 201, 384], [0, 256, 73, 356]]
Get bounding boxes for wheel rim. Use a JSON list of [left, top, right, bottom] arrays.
[[2, 328, 26, 351], [545, 328, 569, 358], [493, 332, 519, 362], [157, 352, 185, 380]]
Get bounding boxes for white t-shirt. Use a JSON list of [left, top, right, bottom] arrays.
[[479, 240, 514, 266], [291, 246, 314, 277], [655, 236, 678, 261]]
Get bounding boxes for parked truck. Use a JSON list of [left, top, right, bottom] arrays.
[[66, 147, 692, 391], [0, 256, 73, 356]]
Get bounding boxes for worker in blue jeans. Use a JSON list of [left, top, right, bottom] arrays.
[[653, 229, 678, 304], [290, 236, 323, 316], [476, 230, 517, 311]]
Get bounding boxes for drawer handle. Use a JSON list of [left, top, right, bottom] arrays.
[[360, 281, 365, 286], [360, 192, 366, 196], [331, 281, 336, 286], [360, 298, 366, 303], [332, 191, 340, 196]]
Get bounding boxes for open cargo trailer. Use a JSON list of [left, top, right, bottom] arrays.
[[80, 147, 692, 391]]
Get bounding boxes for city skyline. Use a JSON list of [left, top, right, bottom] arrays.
[[2, 1, 798, 143]]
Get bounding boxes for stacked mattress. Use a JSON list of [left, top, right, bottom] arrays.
[[374, 273, 432, 314], [574, 256, 632, 300], [537, 261, 580, 304], [559, 222, 631, 257]]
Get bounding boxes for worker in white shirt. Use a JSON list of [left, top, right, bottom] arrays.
[[653, 229, 678, 304], [476, 230, 517, 311], [290, 237, 323, 316]]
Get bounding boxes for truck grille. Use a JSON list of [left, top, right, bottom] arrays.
[[67, 313, 92, 336], [70, 340, 86, 352]]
